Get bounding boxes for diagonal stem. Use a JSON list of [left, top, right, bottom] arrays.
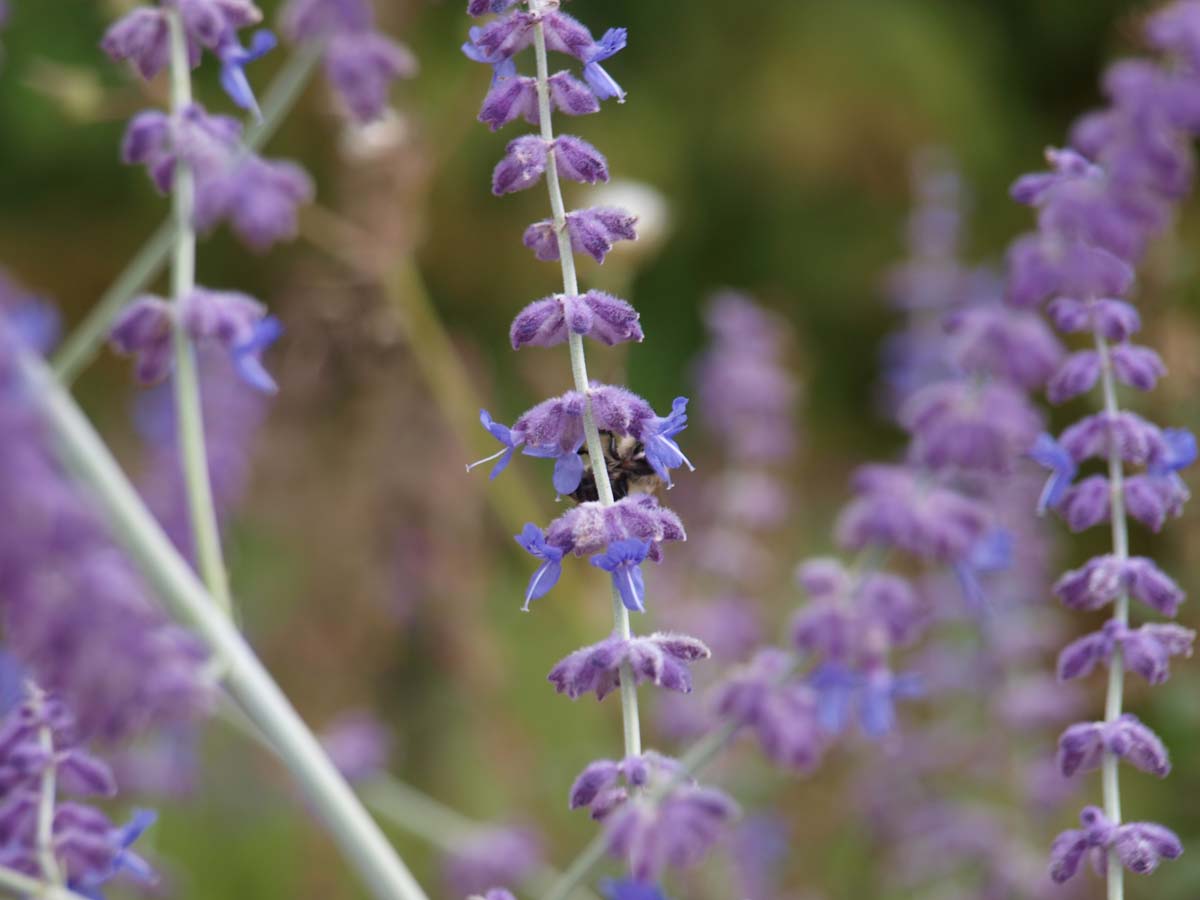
[[18, 350, 430, 900], [530, 5, 641, 762]]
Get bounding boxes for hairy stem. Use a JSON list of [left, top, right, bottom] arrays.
[[51, 42, 324, 385], [531, 5, 642, 761], [19, 352, 430, 900], [1095, 329, 1128, 900], [165, 10, 233, 616]]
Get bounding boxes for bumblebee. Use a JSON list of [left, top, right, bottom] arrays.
[[571, 431, 663, 503]]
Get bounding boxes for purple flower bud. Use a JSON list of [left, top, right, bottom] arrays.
[[900, 379, 1042, 473], [541, 11, 595, 60], [944, 304, 1064, 389], [194, 154, 314, 251], [1057, 474, 1110, 531], [1146, 0, 1200, 70], [590, 539, 651, 612], [492, 136, 549, 195], [101, 7, 171, 79], [462, 11, 536, 65], [179, 0, 263, 49], [1111, 343, 1167, 392], [109, 296, 175, 384], [514, 523, 564, 610], [477, 71, 599, 130], [320, 710, 392, 784], [1125, 473, 1189, 531], [466, 0, 519, 17], [523, 207, 638, 264], [1046, 296, 1141, 340], [549, 631, 710, 700], [553, 135, 610, 185], [1059, 411, 1166, 467], [1005, 232, 1134, 309], [444, 826, 543, 899], [794, 557, 851, 599], [509, 291, 642, 349], [1058, 714, 1169, 778], [180, 288, 280, 392], [280, 0, 373, 42], [1122, 622, 1196, 684], [325, 31, 418, 123], [1053, 554, 1184, 617], [1111, 821, 1183, 876], [122, 104, 243, 195], [1046, 350, 1101, 404]]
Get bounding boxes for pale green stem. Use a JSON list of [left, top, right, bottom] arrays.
[[18, 352, 430, 900], [530, 5, 642, 761], [0, 864, 88, 900], [164, 10, 233, 617], [31, 690, 62, 886], [1095, 330, 1128, 900], [51, 42, 324, 385]]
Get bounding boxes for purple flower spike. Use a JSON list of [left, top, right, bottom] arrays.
[[102, 7, 171, 79], [591, 539, 651, 613], [524, 207, 638, 264], [509, 291, 642, 349], [492, 136, 549, 195], [641, 398, 694, 488], [325, 31, 418, 123], [467, 410, 523, 479], [548, 632, 711, 700], [1050, 805, 1183, 882], [218, 28, 277, 118], [109, 296, 175, 384], [515, 523, 564, 610], [583, 28, 627, 102], [1027, 434, 1084, 513]]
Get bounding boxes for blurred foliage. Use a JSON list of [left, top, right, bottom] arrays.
[[2, 0, 1199, 898]]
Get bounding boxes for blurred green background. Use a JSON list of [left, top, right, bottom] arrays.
[[1, 0, 1199, 897]]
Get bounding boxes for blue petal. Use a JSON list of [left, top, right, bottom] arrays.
[[1158, 428, 1197, 474], [232, 317, 282, 393], [589, 27, 627, 63], [553, 450, 585, 495], [523, 558, 562, 609], [612, 563, 645, 613], [583, 62, 625, 102]]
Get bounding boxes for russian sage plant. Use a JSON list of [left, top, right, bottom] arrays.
[[1010, 3, 1200, 894]]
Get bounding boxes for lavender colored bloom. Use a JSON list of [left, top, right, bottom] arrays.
[[543, 494, 685, 562], [1110, 344, 1167, 392], [469, 892, 516, 900], [605, 785, 738, 882], [1147, 0, 1200, 70], [1053, 554, 1184, 617], [1059, 620, 1195, 684], [582, 28, 627, 102], [325, 30, 418, 123], [0, 689, 157, 892], [320, 710, 392, 784], [713, 649, 827, 772], [468, 410, 521, 479], [217, 28, 277, 117], [109, 296, 175, 384], [280, 0, 373, 41], [1051, 296, 1141, 341], [835, 464, 990, 563], [478, 70, 599, 130], [1046, 350, 1101, 404], [640, 398, 694, 488], [590, 539, 650, 613], [1057, 714, 1170, 778], [514, 523, 563, 610], [568, 752, 682, 816], [1059, 411, 1166, 467], [466, 0, 519, 17], [900, 379, 1042, 473], [1125, 472, 1189, 531], [1057, 474, 1111, 531], [944, 304, 1064, 389], [122, 104, 243, 194], [1030, 433, 1078, 517], [492, 136, 548, 195], [444, 826, 542, 898], [1005, 233, 1134, 309], [951, 527, 1014, 613], [178, 288, 281, 392], [1050, 806, 1181, 883], [548, 631, 710, 700], [601, 881, 670, 900], [509, 291, 642, 349], [194, 154, 314, 251], [101, 7, 172, 79], [178, 0, 264, 49], [523, 207, 638, 264]]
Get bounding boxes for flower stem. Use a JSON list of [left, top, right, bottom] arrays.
[[530, 5, 642, 761], [1095, 329, 1128, 900], [18, 351, 430, 900], [31, 688, 63, 886], [50, 42, 324, 386], [0, 863, 86, 900], [165, 10, 233, 617]]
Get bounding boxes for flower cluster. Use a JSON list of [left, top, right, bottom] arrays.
[[280, 0, 417, 123], [462, 1, 724, 892], [1008, 1, 1200, 885], [0, 304, 211, 740], [0, 686, 157, 897]]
